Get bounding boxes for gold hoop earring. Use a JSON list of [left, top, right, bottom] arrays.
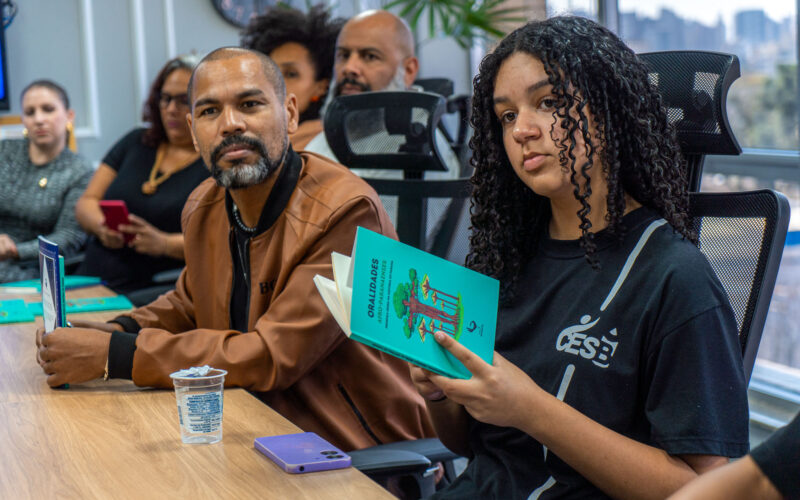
[[66, 122, 77, 152], [22, 128, 28, 138]]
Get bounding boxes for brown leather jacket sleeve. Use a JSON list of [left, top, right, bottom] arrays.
[[122, 269, 197, 334], [127, 195, 391, 390]]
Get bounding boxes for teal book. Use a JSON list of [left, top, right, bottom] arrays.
[[27, 295, 133, 316], [313, 226, 498, 379], [0, 299, 36, 324], [0, 275, 102, 294]]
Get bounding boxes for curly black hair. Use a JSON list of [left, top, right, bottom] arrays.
[[467, 16, 693, 303], [141, 54, 200, 148], [240, 4, 344, 122]]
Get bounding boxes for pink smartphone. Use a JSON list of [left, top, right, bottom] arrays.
[[99, 200, 133, 244], [254, 432, 352, 474]]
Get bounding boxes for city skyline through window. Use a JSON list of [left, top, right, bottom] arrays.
[[623, 0, 793, 35], [619, 1, 797, 151]]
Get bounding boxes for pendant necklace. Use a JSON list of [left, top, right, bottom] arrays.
[[141, 144, 198, 195]]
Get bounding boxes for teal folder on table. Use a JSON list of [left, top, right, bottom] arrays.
[[0, 275, 102, 294], [0, 299, 36, 324], [27, 295, 133, 316]]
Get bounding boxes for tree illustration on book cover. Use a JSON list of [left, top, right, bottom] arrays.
[[393, 268, 464, 342]]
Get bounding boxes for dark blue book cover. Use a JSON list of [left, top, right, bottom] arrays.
[[38, 236, 67, 332]]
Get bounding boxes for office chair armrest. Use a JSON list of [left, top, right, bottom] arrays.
[[62, 253, 85, 274], [348, 448, 431, 476], [151, 267, 183, 284], [446, 94, 470, 115], [366, 437, 461, 463]]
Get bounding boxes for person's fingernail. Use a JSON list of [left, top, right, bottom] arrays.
[[428, 391, 444, 400], [434, 331, 445, 342]]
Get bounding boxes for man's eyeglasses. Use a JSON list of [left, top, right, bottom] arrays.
[[158, 92, 189, 108]]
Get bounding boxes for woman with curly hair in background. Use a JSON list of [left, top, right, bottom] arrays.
[[241, 5, 344, 149], [411, 17, 749, 499]]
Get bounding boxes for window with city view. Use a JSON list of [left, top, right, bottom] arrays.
[[619, 1, 797, 151], [546, 0, 598, 21], [618, 1, 800, 372], [544, 2, 800, 373]]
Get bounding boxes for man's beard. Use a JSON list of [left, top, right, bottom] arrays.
[[209, 134, 287, 189], [320, 66, 409, 118]]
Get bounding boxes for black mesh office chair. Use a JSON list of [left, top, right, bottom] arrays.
[[324, 91, 469, 495], [639, 51, 742, 191], [690, 190, 789, 382], [414, 78, 454, 98], [414, 78, 472, 169], [642, 50, 791, 381], [324, 91, 472, 262], [324, 91, 448, 178]]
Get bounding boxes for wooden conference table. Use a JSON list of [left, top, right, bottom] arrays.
[[0, 285, 392, 499]]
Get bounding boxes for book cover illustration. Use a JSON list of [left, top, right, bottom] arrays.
[[314, 226, 498, 379], [393, 268, 465, 342]]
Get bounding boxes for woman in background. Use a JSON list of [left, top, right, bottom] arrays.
[[241, 4, 344, 149], [75, 55, 207, 296], [0, 80, 91, 282]]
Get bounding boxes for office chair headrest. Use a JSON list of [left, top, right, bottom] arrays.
[[323, 91, 448, 174], [639, 50, 742, 156], [414, 78, 454, 97]]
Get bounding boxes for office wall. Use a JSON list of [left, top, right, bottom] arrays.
[[3, 0, 241, 163], [3, 0, 471, 164]]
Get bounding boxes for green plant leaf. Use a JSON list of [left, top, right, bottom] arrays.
[[428, 2, 436, 38], [411, 3, 427, 30], [388, 0, 527, 47], [487, 7, 528, 17], [440, 7, 452, 33]]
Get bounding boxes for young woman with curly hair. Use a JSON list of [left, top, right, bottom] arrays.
[[241, 5, 344, 149], [411, 17, 749, 499]]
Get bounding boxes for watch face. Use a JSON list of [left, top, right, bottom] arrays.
[[212, 0, 280, 28]]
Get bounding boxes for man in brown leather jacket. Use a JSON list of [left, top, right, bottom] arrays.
[[36, 47, 433, 451]]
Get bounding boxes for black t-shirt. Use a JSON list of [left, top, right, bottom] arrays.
[[751, 411, 800, 499], [78, 128, 209, 293], [434, 207, 749, 500]]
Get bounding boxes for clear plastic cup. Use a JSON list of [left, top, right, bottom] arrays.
[[169, 367, 227, 444]]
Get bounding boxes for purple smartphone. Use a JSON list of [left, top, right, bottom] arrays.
[[254, 432, 352, 474]]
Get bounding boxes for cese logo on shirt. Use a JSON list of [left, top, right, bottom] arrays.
[[555, 314, 619, 368]]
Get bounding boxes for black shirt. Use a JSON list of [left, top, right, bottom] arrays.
[[751, 411, 800, 499], [77, 129, 209, 293], [434, 208, 749, 500]]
